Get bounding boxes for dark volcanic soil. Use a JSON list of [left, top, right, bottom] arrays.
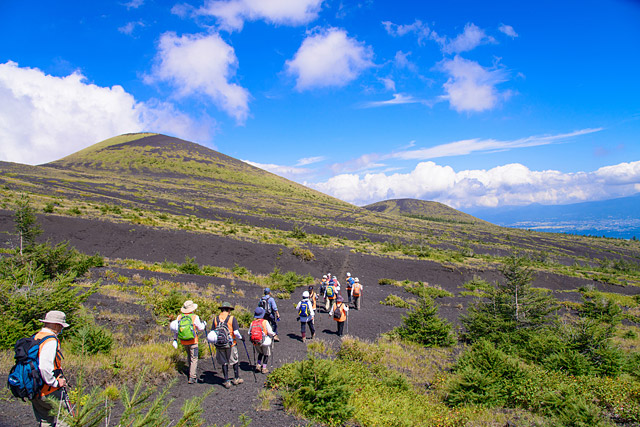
[[1, 212, 638, 427]]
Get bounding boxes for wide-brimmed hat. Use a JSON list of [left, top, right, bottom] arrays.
[[254, 307, 265, 318], [220, 301, 235, 310], [337, 295, 344, 303], [39, 311, 69, 328], [181, 300, 198, 313]]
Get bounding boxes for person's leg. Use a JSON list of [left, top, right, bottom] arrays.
[[231, 347, 243, 385], [308, 319, 315, 338], [32, 395, 55, 427], [188, 344, 199, 383], [301, 320, 306, 341], [337, 321, 344, 337], [347, 288, 352, 304]]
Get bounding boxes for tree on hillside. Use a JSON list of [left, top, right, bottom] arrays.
[[461, 255, 558, 343], [13, 194, 42, 255], [396, 296, 455, 347]]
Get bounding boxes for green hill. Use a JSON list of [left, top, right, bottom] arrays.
[[364, 198, 486, 225]]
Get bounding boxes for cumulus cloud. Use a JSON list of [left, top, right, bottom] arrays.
[[0, 61, 211, 165], [442, 23, 495, 54], [198, 0, 323, 32], [147, 32, 250, 123], [310, 160, 640, 208], [499, 24, 518, 38], [285, 28, 374, 91], [439, 55, 508, 112]]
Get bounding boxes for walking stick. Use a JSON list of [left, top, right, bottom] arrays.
[[241, 339, 257, 383], [61, 386, 76, 417], [346, 309, 349, 335], [203, 325, 217, 371]]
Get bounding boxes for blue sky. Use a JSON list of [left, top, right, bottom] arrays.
[[1, 0, 639, 209]]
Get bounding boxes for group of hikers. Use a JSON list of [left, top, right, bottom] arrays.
[[8, 272, 363, 425]]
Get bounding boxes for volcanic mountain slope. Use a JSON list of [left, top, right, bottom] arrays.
[[364, 198, 487, 225]]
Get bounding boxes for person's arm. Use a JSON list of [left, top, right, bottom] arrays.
[[264, 320, 274, 336], [38, 338, 61, 387], [232, 317, 243, 340], [271, 298, 280, 319], [194, 315, 206, 331]]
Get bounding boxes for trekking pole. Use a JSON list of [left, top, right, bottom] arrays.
[[61, 386, 76, 417], [346, 309, 349, 335], [203, 325, 217, 372], [241, 339, 257, 383]]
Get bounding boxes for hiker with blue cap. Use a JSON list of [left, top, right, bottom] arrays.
[[258, 288, 280, 341], [248, 307, 275, 373]]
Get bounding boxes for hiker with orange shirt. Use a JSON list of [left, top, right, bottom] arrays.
[[352, 277, 363, 310], [171, 300, 206, 384], [248, 307, 274, 373], [331, 295, 349, 337], [31, 311, 71, 427], [308, 285, 318, 310]]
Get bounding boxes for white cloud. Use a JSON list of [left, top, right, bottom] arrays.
[[442, 23, 495, 54], [0, 61, 211, 165], [286, 28, 374, 91], [379, 77, 396, 91], [123, 0, 144, 9], [498, 24, 518, 38], [362, 93, 429, 108], [296, 156, 325, 166], [310, 160, 640, 208], [198, 0, 323, 32], [244, 159, 310, 178], [118, 21, 145, 35], [147, 32, 250, 123], [382, 20, 434, 45], [392, 128, 603, 160], [439, 55, 508, 112], [393, 51, 418, 73]]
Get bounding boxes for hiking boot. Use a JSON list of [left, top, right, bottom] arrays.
[[232, 378, 244, 385], [301, 337, 306, 343], [273, 335, 280, 342], [188, 378, 196, 384], [261, 366, 269, 374], [223, 380, 232, 389], [255, 365, 262, 372]]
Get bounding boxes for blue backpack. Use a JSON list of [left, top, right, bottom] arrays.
[[298, 301, 311, 317], [7, 335, 57, 401]]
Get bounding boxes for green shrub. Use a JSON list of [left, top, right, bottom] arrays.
[[292, 247, 315, 261], [70, 323, 114, 355], [43, 202, 55, 213], [378, 278, 395, 286], [396, 296, 455, 347], [380, 294, 411, 308], [178, 256, 201, 275]]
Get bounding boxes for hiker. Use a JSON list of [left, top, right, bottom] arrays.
[[32, 310, 70, 427], [345, 272, 355, 304], [331, 295, 349, 337], [352, 278, 363, 310], [308, 285, 318, 311], [171, 300, 206, 384], [320, 275, 328, 305], [259, 288, 281, 342], [249, 307, 274, 373], [213, 302, 245, 388], [296, 291, 316, 342], [324, 275, 338, 313]]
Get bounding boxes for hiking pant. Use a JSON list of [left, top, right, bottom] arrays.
[[32, 389, 69, 427], [183, 343, 199, 380], [336, 320, 345, 337], [346, 288, 352, 304], [300, 319, 315, 338], [215, 345, 239, 367], [266, 315, 278, 335], [353, 295, 361, 310], [326, 298, 335, 313]]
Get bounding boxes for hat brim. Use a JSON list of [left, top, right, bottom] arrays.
[[181, 303, 198, 313], [39, 319, 70, 328]]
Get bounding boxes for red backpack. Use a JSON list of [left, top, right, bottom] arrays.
[[249, 319, 265, 345]]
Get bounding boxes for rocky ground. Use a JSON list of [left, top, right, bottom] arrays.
[[1, 211, 638, 427]]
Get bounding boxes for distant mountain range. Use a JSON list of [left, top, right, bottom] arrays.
[[464, 194, 640, 239]]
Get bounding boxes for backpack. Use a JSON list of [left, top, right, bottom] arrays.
[[177, 315, 195, 341], [214, 314, 233, 349], [259, 296, 273, 316], [7, 335, 57, 401], [326, 285, 335, 298], [249, 320, 265, 345], [352, 283, 362, 297], [333, 305, 343, 321], [298, 301, 310, 318]]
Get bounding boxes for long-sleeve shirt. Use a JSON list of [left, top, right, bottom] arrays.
[[296, 299, 315, 323], [170, 314, 206, 341]]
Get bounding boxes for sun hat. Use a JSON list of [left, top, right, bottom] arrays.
[[346, 272, 351, 277], [322, 275, 327, 279], [355, 278, 359, 282], [254, 307, 265, 318], [220, 301, 235, 310], [39, 311, 69, 328], [264, 288, 271, 295], [302, 291, 310, 298], [337, 295, 344, 303], [181, 300, 198, 313]]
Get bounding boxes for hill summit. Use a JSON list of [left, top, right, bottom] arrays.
[[364, 198, 485, 225]]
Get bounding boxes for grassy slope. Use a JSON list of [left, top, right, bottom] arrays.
[[1, 133, 639, 286]]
